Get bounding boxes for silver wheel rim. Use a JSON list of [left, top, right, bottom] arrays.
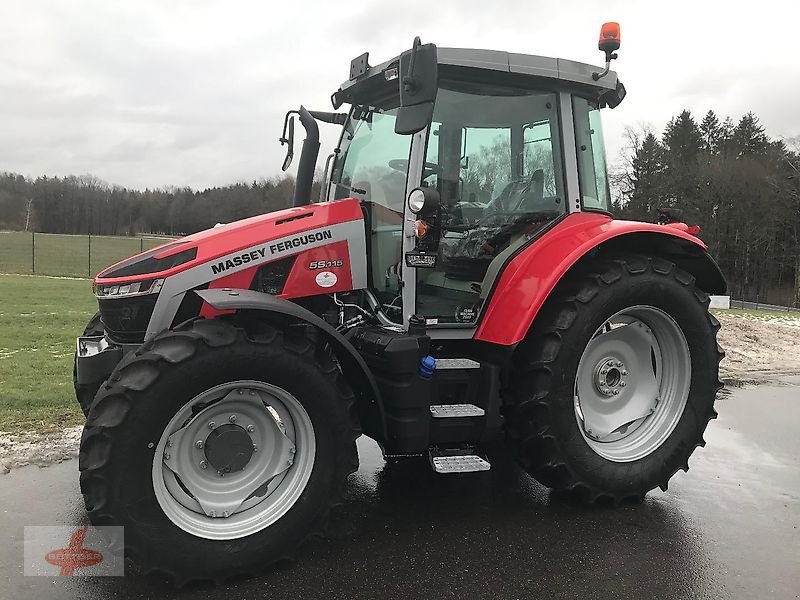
[[574, 305, 691, 463], [152, 380, 315, 540]]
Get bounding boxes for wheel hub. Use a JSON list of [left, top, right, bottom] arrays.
[[204, 424, 254, 474], [593, 357, 628, 397], [574, 306, 692, 462]]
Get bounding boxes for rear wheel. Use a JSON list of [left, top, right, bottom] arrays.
[[79, 317, 360, 584], [509, 254, 723, 503], [73, 312, 104, 416]]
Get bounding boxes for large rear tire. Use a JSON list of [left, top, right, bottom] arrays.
[[509, 254, 724, 504], [79, 316, 360, 584], [73, 311, 104, 416]]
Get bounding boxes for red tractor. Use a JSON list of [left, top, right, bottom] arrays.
[[75, 24, 725, 583]]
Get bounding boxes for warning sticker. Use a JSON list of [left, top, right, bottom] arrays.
[[315, 271, 338, 288]]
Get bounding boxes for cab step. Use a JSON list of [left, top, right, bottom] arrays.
[[430, 404, 485, 418], [429, 450, 491, 473]]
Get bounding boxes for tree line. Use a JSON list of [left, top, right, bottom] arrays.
[[613, 110, 800, 306], [0, 173, 310, 236]]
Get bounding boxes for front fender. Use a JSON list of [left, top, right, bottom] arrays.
[[474, 212, 726, 346], [195, 288, 386, 441]]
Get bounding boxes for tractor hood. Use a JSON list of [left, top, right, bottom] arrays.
[[95, 199, 365, 286]]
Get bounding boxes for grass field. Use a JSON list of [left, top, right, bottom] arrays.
[[0, 274, 96, 431], [0, 231, 169, 278]]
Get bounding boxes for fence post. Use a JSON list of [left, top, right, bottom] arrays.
[[88, 234, 91, 278], [140, 237, 143, 253], [31, 231, 35, 273]]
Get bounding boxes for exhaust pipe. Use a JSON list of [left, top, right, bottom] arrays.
[[293, 106, 320, 207]]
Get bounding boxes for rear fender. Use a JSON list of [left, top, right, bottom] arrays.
[[474, 213, 727, 346], [195, 288, 386, 441]]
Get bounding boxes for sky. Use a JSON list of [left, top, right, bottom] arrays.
[[1, 0, 799, 190]]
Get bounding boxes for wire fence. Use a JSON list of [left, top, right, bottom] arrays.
[[0, 231, 171, 278], [729, 299, 800, 313]]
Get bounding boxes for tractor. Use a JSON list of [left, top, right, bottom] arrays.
[[74, 23, 725, 583]]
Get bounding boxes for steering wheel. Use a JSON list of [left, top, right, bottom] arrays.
[[388, 159, 442, 179]]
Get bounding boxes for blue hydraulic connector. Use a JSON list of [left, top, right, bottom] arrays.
[[419, 355, 436, 379]]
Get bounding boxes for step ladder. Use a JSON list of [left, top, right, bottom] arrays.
[[429, 449, 491, 473], [429, 404, 485, 418]]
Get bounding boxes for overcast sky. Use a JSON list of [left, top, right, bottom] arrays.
[[1, 0, 798, 189]]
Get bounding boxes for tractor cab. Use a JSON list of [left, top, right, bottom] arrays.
[[292, 38, 626, 331]]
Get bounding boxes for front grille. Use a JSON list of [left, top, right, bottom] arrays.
[[99, 295, 158, 343]]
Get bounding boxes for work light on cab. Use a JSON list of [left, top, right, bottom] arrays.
[[407, 186, 439, 214]]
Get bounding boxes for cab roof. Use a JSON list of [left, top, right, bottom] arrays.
[[334, 46, 620, 108]]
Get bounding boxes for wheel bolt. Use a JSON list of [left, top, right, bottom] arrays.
[[613, 390, 620, 395], [166, 440, 173, 447], [621, 370, 628, 376], [246, 424, 255, 433], [164, 453, 171, 460], [600, 368, 608, 375], [195, 440, 204, 449], [208, 421, 216, 430], [200, 460, 208, 469], [252, 444, 258, 453], [229, 415, 237, 423], [620, 381, 627, 387]]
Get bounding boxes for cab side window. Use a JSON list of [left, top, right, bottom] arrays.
[[573, 97, 611, 212]]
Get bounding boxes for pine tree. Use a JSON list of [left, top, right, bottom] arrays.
[[699, 110, 722, 154], [734, 112, 769, 156]]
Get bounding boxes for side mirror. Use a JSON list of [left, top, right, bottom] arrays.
[[395, 37, 438, 135], [279, 114, 295, 171]]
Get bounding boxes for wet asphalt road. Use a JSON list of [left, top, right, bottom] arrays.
[[2, 378, 798, 599]]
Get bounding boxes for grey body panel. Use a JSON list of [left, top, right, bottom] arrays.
[[195, 288, 388, 440]]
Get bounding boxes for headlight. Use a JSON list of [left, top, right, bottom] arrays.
[[94, 278, 164, 299]]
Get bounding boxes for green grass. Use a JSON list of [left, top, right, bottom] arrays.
[[0, 231, 168, 278], [0, 274, 97, 431]]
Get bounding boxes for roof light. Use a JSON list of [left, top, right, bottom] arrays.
[[593, 22, 622, 81], [598, 22, 621, 54]]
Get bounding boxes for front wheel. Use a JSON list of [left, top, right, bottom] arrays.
[[509, 254, 724, 503], [79, 317, 360, 584]]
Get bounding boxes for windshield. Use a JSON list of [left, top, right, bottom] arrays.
[[330, 108, 412, 321], [331, 108, 411, 211], [416, 83, 566, 325]]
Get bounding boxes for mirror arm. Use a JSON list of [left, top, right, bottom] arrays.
[[403, 36, 422, 92]]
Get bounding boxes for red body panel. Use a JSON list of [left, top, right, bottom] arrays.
[[280, 241, 354, 299], [95, 199, 364, 285], [474, 213, 707, 346]]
